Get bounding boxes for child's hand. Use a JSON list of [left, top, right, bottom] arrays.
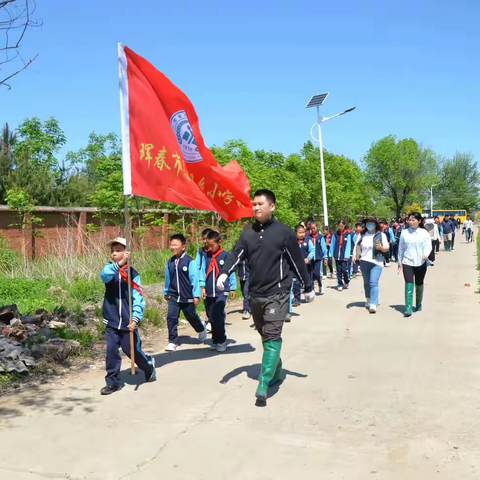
[[304, 258, 309, 264], [164, 295, 169, 302], [230, 291, 236, 300], [194, 297, 200, 306], [324, 259, 328, 265], [201, 289, 206, 300], [118, 251, 131, 267], [128, 321, 137, 331]]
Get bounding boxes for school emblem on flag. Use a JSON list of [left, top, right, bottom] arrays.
[[170, 110, 203, 163]]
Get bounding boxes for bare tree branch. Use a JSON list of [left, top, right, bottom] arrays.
[[0, 52, 36, 89], [0, 0, 40, 88]]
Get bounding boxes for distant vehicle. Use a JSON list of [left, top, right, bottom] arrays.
[[431, 209, 467, 223]]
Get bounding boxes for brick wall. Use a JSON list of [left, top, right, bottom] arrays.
[[0, 208, 215, 258]]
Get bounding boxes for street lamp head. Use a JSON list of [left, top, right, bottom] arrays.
[[342, 107, 356, 114]]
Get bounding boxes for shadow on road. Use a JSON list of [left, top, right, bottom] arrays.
[[119, 342, 256, 388], [346, 301, 367, 309], [389, 304, 405, 314], [0, 384, 97, 419], [220, 363, 308, 399]]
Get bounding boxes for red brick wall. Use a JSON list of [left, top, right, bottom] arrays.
[[0, 210, 213, 258]]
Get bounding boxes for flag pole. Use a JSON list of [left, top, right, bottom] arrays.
[[124, 194, 135, 375]]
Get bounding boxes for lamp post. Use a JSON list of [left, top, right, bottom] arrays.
[[430, 184, 439, 217], [306, 93, 355, 226]]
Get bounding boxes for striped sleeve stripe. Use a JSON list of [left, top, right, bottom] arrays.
[[228, 249, 244, 274], [284, 247, 305, 287], [113, 262, 120, 271]]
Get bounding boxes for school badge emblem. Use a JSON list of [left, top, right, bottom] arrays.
[[170, 110, 203, 163], [219, 260, 225, 265], [182, 266, 188, 272]]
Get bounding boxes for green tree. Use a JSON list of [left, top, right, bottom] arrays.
[[435, 152, 480, 212], [363, 135, 437, 218]]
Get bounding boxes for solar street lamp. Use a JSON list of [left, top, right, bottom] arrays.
[[306, 93, 356, 226]]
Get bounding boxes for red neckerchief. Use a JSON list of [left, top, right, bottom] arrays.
[[206, 247, 223, 279], [381, 225, 387, 232], [338, 230, 344, 246], [119, 265, 143, 296], [310, 231, 319, 244], [325, 233, 331, 246]]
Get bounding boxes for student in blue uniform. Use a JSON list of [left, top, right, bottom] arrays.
[[329, 220, 352, 291], [351, 223, 364, 277], [200, 230, 236, 352], [379, 218, 394, 267], [308, 221, 327, 295], [163, 234, 207, 352], [323, 226, 334, 278], [292, 224, 314, 306], [238, 259, 251, 320], [195, 228, 213, 331], [391, 219, 403, 263], [100, 237, 156, 395]]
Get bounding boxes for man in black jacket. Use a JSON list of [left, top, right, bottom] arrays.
[[217, 189, 314, 405]]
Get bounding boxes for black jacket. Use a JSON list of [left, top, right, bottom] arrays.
[[220, 217, 312, 297]]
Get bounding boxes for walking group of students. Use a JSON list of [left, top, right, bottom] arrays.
[[97, 189, 473, 405]]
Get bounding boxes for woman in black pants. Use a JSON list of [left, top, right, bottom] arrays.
[[397, 212, 432, 317]]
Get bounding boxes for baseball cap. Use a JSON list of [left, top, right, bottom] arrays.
[[106, 237, 127, 247]]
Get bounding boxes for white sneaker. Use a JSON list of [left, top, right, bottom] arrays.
[[369, 304, 377, 314], [198, 328, 207, 343], [385, 263, 390, 267], [165, 342, 179, 352], [216, 341, 227, 353], [205, 322, 212, 333], [337, 286, 343, 292], [320, 286, 324, 295], [322, 275, 327, 279], [344, 283, 349, 290], [242, 310, 251, 320]]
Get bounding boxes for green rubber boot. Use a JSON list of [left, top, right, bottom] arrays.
[[256, 340, 282, 403], [415, 285, 424, 312], [270, 357, 283, 386], [404, 283, 414, 317]]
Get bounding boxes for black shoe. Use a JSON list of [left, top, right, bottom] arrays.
[[100, 384, 120, 395], [146, 356, 157, 383], [292, 302, 301, 308], [285, 313, 292, 322]]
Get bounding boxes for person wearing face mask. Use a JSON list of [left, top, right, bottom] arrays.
[[397, 212, 432, 317], [352, 217, 389, 313]]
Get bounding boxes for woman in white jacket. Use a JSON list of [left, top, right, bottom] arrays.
[[398, 212, 432, 317]]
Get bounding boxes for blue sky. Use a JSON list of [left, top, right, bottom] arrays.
[[2, 0, 479, 164]]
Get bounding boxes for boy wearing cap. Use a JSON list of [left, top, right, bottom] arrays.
[[100, 237, 156, 395]]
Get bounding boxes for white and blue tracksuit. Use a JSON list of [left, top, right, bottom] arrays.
[[100, 262, 154, 386], [200, 250, 236, 345], [163, 253, 205, 345], [309, 233, 327, 292], [329, 231, 352, 288]]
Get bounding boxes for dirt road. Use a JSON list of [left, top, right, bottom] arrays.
[[1, 239, 479, 480]]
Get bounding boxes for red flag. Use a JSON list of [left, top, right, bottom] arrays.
[[118, 44, 252, 221]]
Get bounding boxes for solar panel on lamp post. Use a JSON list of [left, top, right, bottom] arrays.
[[306, 93, 356, 227]]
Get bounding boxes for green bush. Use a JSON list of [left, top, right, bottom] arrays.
[[143, 305, 164, 328]]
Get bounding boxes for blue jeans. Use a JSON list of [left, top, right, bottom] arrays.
[[360, 261, 383, 306]]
